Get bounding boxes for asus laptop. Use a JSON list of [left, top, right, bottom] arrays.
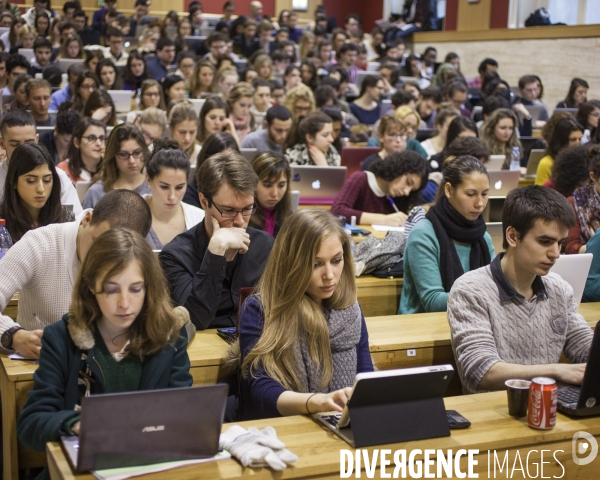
[[60, 385, 227, 472]]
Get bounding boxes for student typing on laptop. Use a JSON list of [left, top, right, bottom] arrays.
[[234, 209, 373, 420], [17, 229, 193, 477], [448, 186, 593, 394], [160, 152, 274, 329]]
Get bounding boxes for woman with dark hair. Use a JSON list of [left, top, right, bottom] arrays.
[[402, 54, 430, 89], [320, 105, 344, 154], [34, 12, 50, 37], [283, 64, 301, 92], [3, 73, 31, 115], [143, 138, 204, 249], [300, 59, 318, 90], [428, 116, 478, 171], [249, 152, 292, 237], [332, 150, 428, 226], [197, 95, 238, 146], [535, 117, 584, 185], [57, 118, 106, 183], [96, 58, 122, 91], [0, 143, 74, 243], [82, 90, 117, 127], [284, 111, 341, 166], [547, 145, 592, 195], [72, 71, 99, 112], [399, 155, 494, 314], [182, 131, 240, 207], [84, 50, 104, 74], [566, 146, 600, 255], [576, 100, 600, 144], [161, 74, 186, 107], [349, 75, 384, 126], [83, 124, 151, 208], [123, 51, 149, 91], [1, 17, 25, 51], [557, 78, 589, 109]]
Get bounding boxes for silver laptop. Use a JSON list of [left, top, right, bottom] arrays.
[[367, 62, 381, 72], [356, 71, 379, 89], [57, 58, 85, 73], [188, 98, 205, 115], [380, 99, 392, 118], [75, 181, 92, 203], [486, 155, 505, 171], [17, 48, 34, 62], [486, 222, 504, 255], [554, 108, 578, 116], [60, 385, 227, 472], [291, 165, 347, 205], [108, 90, 133, 113], [549, 254, 593, 305], [240, 148, 258, 161], [526, 149, 546, 177], [291, 190, 300, 212], [523, 105, 543, 123], [487, 170, 520, 198]]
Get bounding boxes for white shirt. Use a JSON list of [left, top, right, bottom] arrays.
[[365, 171, 385, 197]]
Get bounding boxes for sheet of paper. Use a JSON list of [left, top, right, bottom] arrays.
[[8, 352, 38, 362], [92, 451, 231, 480], [371, 225, 405, 232]]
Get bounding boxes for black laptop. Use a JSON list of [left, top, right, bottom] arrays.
[[557, 320, 600, 417], [60, 384, 228, 472]]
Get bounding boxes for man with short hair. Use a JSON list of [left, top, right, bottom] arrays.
[[0, 189, 152, 358], [49, 62, 85, 110], [92, 0, 116, 29], [336, 43, 359, 85], [26, 79, 54, 127], [445, 81, 471, 118], [3, 54, 30, 96], [23, 0, 51, 26], [39, 108, 81, 164], [161, 151, 274, 329], [249, 0, 263, 22], [241, 104, 292, 154], [417, 86, 443, 128], [101, 27, 129, 66], [146, 38, 175, 82], [73, 10, 87, 32], [344, 14, 360, 36], [59, 21, 77, 44], [287, 12, 302, 43], [470, 57, 498, 89], [204, 32, 228, 66], [129, 0, 151, 34], [256, 20, 272, 52], [0, 12, 12, 29], [29, 37, 53, 77], [448, 186, 594, 394], [0, 111, 81, 213], [271, 50, 290, 76], [234, 18, 258, 58], [62, 1, 78, 20], [516, 74, 549, 121]]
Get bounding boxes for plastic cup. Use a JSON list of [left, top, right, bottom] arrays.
[[505, 379, 531, 418]]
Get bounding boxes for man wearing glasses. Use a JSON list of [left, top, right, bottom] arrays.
[[160, 151, 274, 330]]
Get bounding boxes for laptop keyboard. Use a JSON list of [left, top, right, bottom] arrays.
[[321, 413, 341, 429], [558, 387, 580, 406]]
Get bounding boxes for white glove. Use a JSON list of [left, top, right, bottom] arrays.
[[220, 425, 298, 471]]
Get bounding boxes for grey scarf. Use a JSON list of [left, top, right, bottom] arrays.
[[295, 301, 362, 393]]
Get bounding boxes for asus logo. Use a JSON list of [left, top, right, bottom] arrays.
[[141, 425, 165, 433]]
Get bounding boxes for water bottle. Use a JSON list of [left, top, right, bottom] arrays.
[[510, 146, 521, 171], [0, 219, 13, 260]]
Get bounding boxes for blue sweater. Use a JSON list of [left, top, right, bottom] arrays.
[[399, 219, 495, 314], [238, 296, 373, 420], [583, 230, 600, 302]]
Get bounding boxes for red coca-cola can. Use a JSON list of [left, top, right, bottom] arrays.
[[527, 377, 557, 429]]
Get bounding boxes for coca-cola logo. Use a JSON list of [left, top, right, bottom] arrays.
[[530, 389, 542, 426]]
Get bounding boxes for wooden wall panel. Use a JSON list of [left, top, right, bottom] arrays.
[[457, 0, 491, 31]]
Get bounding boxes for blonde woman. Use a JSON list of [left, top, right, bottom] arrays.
[[168, 101, 201, 164], [253, 53, 274, 81], [14, 24, 36, 50], [237, 208, 373, 420], [217, 67, 239, 99], [227, 82, 255, 142], [283, 83, 316, 121], [188, 60, 217, 99], [299, 31, 316, 60], [57, 34, 85, 60], [126, 79, 166, 123], [135, 107, 168, 146], [480, 108, 522, 169]]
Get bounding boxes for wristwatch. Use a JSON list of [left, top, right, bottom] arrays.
[[1, 326, 24, 349]]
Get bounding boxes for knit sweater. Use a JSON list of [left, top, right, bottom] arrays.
[[448, 254, 594, 394], [0, 211, 88, 336]]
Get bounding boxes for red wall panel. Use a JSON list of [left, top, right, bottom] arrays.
[[444, 0, 458, 31], [322, 0, 384, 32], [490, 0, 509, 29], [184, 0, 276, 17]]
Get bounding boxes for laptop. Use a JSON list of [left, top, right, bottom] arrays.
[[553, 108, 578, 116], [549, 254, 593, 305], [316, 365, 454, 448], [557, 320, 600, 417], [486, 155, 506, 171], [522, 105, 543, 124], [291, 165, 347, 205], [526, 149, 546, 177], [367, 62, 381, 72], [75, 181, 92, 203], [240, 148, 258, 161], [60, 385, 228, 472], [108, 90, 134, 113], [380, 99, 392, 118], [487, 170, 520, 198], [486, 222, 504, 255], [291, 190, 300, 212], [188, 98, 205, 115], [356, 71, 379, 89], [17, 48, 34, 62], [57, 58, 85, 73]]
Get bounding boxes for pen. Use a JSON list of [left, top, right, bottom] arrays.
[[33, 313, 43, 329], [387, 196, 402, 215]]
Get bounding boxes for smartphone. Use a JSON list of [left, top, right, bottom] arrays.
[[216, 327, 237, 344], [446, 410, 471, 429]]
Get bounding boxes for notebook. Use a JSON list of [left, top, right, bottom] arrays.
[[291, 165, 347, 204]]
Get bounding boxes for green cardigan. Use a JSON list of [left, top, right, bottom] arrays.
[[17, 314, 192, 453], [399, 219, 495, 314]]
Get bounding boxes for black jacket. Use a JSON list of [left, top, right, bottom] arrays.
[[39, 130, 59, 165], [160, 221, 274, 329]]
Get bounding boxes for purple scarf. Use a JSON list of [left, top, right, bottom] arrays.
[[573, 183, 600, 241]]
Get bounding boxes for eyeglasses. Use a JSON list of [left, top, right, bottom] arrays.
[[80, 83, 96, 90], [143, 91, 160, 97], [211, 202, 257, 218], [116, 149, 144, 160], [82, 134, 106, 143]]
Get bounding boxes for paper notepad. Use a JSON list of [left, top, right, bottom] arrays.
[[371, 225, 405, 232]]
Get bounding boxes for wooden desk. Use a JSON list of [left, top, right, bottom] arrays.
[[2, 293, 18, 321], [46, 390, 600, 480]]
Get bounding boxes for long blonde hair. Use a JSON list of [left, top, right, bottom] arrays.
[[188, 60, 217, 98], [68, 228, 180, 359], [480, 108, 521, 159], [241, 209, 357, 391]]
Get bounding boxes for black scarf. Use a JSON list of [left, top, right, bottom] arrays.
[[426, 196, 491, 292]]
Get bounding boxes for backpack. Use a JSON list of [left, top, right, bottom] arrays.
[[354, 231, 406, 276], [525, 8, 551, 27]]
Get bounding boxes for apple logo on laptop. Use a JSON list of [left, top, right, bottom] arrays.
[[312, 180, 321, 189], [495, 180, 502, 190]]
